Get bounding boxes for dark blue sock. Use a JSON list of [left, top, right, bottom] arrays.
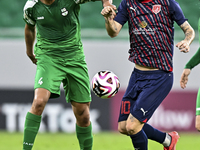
[[143, 123, 165, 143], [130, 130, 148, 150]]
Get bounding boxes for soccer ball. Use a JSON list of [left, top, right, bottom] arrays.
[[91, 70, 120, 99]]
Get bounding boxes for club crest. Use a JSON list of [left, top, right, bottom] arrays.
[[61, 8, 68, 16], [152, 4, 161, 14]]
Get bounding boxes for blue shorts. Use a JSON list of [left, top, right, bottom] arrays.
[[118, 68, 173, 123]]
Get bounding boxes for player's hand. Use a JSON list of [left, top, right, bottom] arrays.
[[180, 68, 191, 89], [102, 0, 117, 14], [101, 6, 116, 20], [27, 53, 37, 65], [176, 40, 190, 53]]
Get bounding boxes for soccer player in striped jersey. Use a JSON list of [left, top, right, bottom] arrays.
[[180, 18, 200, 132], [101, 0, 195, 150], [22, 0, 116, 150]]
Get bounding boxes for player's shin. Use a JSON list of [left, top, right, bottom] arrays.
[[143, 123, 166, 144], [130, 129, 148, 150], [76, 123, 93, 150], [23, 112, 41, 150]]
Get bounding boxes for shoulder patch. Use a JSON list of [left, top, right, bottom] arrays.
[[23, 0, 38, 11], [23, 0, 38, 26]]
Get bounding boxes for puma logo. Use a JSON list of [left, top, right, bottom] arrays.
[[140, 108, 148, 116], [130, 6, 137, 12]]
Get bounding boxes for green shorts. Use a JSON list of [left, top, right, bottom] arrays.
[[34, 55, 91, 103], [196, 88, 200, 115]]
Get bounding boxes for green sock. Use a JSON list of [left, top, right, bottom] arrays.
[[76, 123, 93, 150], [23, 112, 41, 150]]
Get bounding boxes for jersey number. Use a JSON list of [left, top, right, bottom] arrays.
[[121, 101, 131, 114]]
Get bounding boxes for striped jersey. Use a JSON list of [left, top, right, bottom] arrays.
[[114, 0, 187, 71], [23, 0, 93, 59]]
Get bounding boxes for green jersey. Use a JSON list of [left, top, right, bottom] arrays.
[[23, 0, 92, 59], [185, 18, 200, 69], [199, 18, 200, 44]]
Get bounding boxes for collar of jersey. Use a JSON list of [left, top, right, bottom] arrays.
[[38, 0, 57, 7]]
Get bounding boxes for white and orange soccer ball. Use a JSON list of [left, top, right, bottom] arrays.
[[91, 70, 120, 99]]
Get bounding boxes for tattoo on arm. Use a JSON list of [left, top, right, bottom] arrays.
[[129, 115, 135, 122], [105, 19, 118, 31], [105, 19, 109, 24], [180, 21, 195, 44], [111, 21, 117, 31]]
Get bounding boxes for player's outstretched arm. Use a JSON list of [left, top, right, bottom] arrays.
[[25, 24, 37, 65], [101, 6, 122, 37], [176, 21, 195, 53], [101, 0, 116, 11], [180, 68, 191, 89]]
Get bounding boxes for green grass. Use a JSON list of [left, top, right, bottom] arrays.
[[1, 131, 200, 150]]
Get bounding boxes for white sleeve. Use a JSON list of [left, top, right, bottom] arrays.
[[23, 0, 37, 26]]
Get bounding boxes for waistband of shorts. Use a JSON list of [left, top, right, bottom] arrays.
[[133, 67, 172, 75]]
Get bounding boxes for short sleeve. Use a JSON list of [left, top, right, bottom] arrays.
[[169, 0, 187, 26], [23, 0, 36, 26], [114, 0, 128, 26]]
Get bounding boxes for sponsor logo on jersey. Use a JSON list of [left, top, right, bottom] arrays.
[[37, 16, 44, 20], [152, 4, 161, 14], [139, 21, 147, 28], [133, 21, 156, 35], [133, 28, 156, 35], [61, 8, 68, 16]]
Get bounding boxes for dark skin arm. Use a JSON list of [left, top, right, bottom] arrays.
[[24, 24, 37, 65]]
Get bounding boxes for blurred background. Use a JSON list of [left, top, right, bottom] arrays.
[[0, 0, 199, 133]]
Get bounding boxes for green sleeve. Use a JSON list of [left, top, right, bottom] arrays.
[[199, 18, 200, 44], [185, 18, 200, 70], [185, 47, 200, 69]]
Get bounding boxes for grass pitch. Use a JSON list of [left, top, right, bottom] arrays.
[[1, 131, 200, 150]]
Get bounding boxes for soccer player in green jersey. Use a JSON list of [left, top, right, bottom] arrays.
[[22, 0, 116, 150], [180, 18, 200, 131]]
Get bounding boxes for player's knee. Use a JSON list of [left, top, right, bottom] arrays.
[[195, 116, 200, 132], [32, 97, 47, 113], [75, 110, 90, 126], [118, 125, 128, 135], [126, 122, 141, 135], [126, 123, 135, 135], [195, 124, 200, 132], [81, 115, 90, 125]]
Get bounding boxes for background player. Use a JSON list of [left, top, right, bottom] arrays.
[[180, 17, 200, 132], [22, 0, 116, 150], [101, 0, 195, 150]]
